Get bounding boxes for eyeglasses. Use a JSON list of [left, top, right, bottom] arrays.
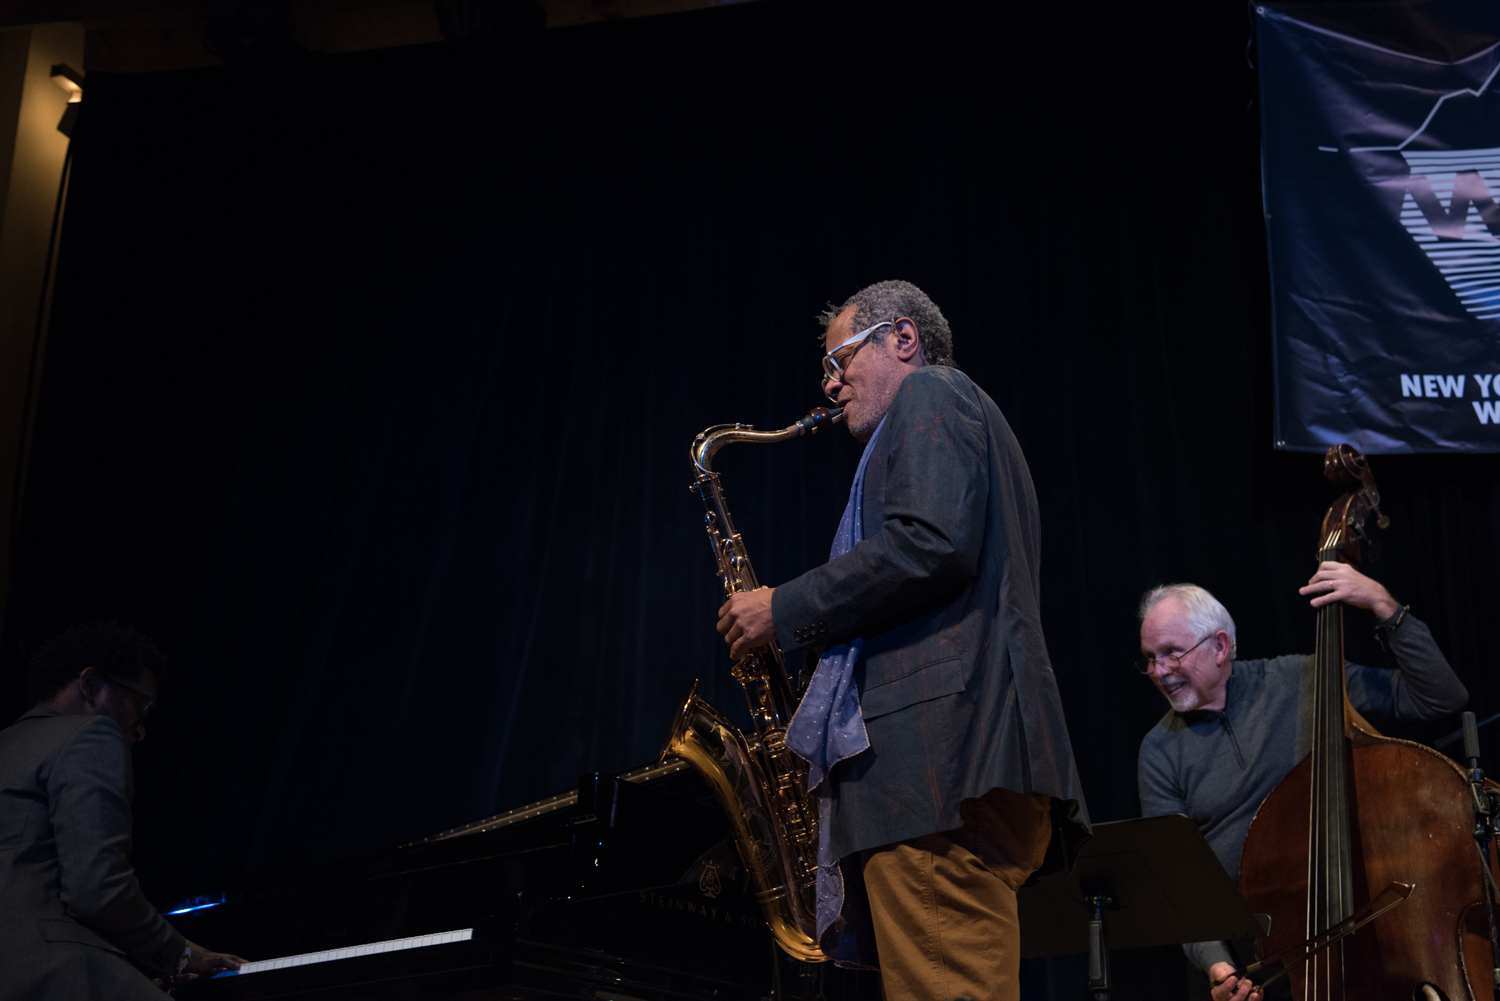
[[1136, 634, 1212, 675], [96, 668, 156, 720], [820, 321, 893, 403]]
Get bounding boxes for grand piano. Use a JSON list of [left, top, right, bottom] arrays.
[[164, 759, 864, 1001]]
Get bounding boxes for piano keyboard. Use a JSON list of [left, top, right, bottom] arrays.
[[213, 928, 475, 977]]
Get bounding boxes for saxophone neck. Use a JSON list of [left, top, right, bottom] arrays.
[[691, 407, 844, 475]]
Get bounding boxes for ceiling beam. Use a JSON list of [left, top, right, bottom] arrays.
[[3, 0, 766, 72]]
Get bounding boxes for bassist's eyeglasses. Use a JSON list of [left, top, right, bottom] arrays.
[[1136, 634, 1212, 675]]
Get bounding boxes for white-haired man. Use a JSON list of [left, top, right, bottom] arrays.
[[1136, 562, 1468, 1001]]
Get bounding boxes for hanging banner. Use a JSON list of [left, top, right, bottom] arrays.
[[1258, 1, 1500, 452]]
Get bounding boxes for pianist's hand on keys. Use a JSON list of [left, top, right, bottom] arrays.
[[185, 939, 249, 975]]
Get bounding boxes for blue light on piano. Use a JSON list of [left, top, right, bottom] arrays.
[[165, 894, 226, 915], [166, 901, 222, 915]]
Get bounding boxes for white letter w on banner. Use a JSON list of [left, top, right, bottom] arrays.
[[1410, 171, 1500, 240]]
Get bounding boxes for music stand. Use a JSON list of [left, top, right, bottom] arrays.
[[1019, 815, 1266, 1000]]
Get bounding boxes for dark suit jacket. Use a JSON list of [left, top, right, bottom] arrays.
[[0, 706, 184, 1000], [773, 366, 1091, 861]]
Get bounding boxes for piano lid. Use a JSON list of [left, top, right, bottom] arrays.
[[399, 758, 691, 847]]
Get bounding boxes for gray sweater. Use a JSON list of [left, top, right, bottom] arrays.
[[1137, 612, 1467, 973]]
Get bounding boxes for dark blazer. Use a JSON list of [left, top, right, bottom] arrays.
[[0, 706, 184, 1000], [773, 366, 1090, 861]]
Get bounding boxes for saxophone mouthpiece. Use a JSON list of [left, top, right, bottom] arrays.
[[797, 407, 845, 436]]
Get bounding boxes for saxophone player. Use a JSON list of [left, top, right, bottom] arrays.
[[717, 280, 1090, 1001]]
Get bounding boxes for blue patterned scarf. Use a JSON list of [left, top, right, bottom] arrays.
[[784, 414, 885, 961]]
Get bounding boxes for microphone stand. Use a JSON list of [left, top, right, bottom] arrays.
[[1462, 710, 1500, 1001], [1085, 890, 1113, 1001]]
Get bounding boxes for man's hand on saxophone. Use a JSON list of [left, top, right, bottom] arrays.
[[718, 587, 777, 659]]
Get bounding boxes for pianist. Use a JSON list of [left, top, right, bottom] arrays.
[[0, 621, 245, 1000]]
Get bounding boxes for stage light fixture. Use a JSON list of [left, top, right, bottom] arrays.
[[50, 63, 83, 103], [50, 64, 83, 136]]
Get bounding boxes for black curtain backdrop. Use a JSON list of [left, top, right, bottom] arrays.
[[7, 0, 1500, 987]]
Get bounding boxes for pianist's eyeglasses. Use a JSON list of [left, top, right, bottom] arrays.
[[1135, 634, 1212, 675], [95, 668, 156, 720]]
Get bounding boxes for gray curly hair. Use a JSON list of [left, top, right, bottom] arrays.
[[818, 280, 957, 369]]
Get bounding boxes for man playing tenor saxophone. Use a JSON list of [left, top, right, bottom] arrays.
[[716, 280, 1090, 1001]]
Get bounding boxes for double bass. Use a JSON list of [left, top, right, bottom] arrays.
[[1238, 444, 1498, 999]]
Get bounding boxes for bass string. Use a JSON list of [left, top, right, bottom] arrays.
[[1307, 539, 1327, 996], [1321, 580, 1339, 1000], [1329, 565, 1350, 918], [1333, 578, 1351, 995], [1307, 537, 1349, 999], [1307, 570, 1322, 998]]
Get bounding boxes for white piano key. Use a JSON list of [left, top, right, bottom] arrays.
[[215, 928, 474, 977]]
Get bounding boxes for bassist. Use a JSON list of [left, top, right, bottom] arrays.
[[1134, 564, 1466, 1000]]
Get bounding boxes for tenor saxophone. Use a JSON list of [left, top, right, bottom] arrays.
[[661, 406, 844, 964]]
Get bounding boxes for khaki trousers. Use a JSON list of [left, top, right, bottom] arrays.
[[860, 787, 1052, 1001]]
